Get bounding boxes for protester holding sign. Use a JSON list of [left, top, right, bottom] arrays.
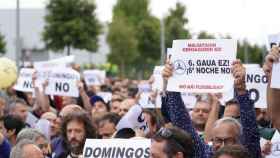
[[161, 58, 261, 158], [263, 45, 280, 158]]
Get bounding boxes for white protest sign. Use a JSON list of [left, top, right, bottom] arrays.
[[116, 104, 149, 134], [268, 34, 280, 89], [34, 56, 75, 90], [167, 48, 172, 57], [13, 68, 35, 92], [34, 55, 74, 69], [138, 83, 151, 93], [180, 92, 197, 109], [45, 68, 80, 97], [83, 70, 106, 86], [271, 65, 280, 89], [266, 130, 280, 158], [83, 139, 151, 158], [152, 66, 164, 91], [167, 39, 237, 93], [97, 92, 112, 103], [138, 92, 157, 108], [219, 89, 234, 106], [245, 66, 268, 108]]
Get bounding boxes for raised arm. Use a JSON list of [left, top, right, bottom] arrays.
[[32, 72, 51, 113], [204, 94, 220, 143], [161, 60, 212, 158], [232, 60, 261, 158], [263, 45, 280, 130]]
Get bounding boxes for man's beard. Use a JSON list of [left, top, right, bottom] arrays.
[[66, 138, 86, 155], [257, 118, 271, 128]]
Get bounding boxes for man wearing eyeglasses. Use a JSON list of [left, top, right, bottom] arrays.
[[151, 127, 194, 158], [161, 59, 261, 158]]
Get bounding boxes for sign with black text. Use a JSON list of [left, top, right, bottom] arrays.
[[245, 65, 268, 108], [45, 68, 80, 97], [167, 39, 237, 93], [83, 139, 151, 158], [116, 104, 149, 134], [14, 68, 35, 92]]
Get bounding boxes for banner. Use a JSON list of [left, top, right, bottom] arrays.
[[83, 70, 106, 86], [167, 39, 237, 93], [83, 139, 151, 158], [116, 104, 149, 134], [246, 66, 268, 108], [45, 68, 80, 97], [14, 68, 35, 92]]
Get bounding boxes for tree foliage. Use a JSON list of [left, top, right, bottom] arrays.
[[237, 40, 265, 64], [108, 0, 160, 78], [43, 0, 101, 55], [0, 32, 6, 54], [107, 15, 138, 77], [197, 31, 215, 39], [164, 2, 191, 48]]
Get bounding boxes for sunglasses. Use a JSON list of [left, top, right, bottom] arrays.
[[155, 128, 186, 152]]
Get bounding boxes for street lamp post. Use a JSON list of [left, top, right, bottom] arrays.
[[16, 0, 21, 67]]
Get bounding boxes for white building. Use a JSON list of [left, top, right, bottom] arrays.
[[0, 8, 109, 65]]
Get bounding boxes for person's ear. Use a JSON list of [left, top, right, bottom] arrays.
[[175, 152, 184, 158]]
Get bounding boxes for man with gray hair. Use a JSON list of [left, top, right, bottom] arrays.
[[10, 139, 44, 158], [211, 117, 243, 151], [16, 128, 49, 157]]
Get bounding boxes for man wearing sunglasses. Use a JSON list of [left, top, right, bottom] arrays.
[[151, 127, 194, 158]]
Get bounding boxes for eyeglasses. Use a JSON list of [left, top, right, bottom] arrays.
[[212, 137, 237, 146]]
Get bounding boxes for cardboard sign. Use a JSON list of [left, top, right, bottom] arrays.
[[83, 70, 106, 86], [246, 66, 268, 108], [116, 104, 149, 134], [97, 92, 112, 103], [34, 55, 74, 69], [45, 68, 80, 97], [167, 39, 237, 93], [152, 66, 164, 91], [83, 139, 151, 158], [14, 68, 35, 92], [266, 130, 280, 158]]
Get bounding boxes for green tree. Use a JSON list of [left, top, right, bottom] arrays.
[[43, 0, 101, 55], [0, 32, 6, 54], [107, 15, 138, 77], [109, 0, 161, 78], [197, 31, 215, 39], [237, 40, 265, 64], [164, 2, 191, 48]]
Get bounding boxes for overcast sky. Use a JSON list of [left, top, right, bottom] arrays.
[[0, 0, 279, 45]]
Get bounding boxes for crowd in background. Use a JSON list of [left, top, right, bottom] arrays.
[[0, 46, 280, 158]]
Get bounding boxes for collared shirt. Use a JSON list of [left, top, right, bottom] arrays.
[[161, 91, 261, 158]]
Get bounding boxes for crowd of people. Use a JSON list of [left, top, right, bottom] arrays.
[[0, 46, 279, 158]]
